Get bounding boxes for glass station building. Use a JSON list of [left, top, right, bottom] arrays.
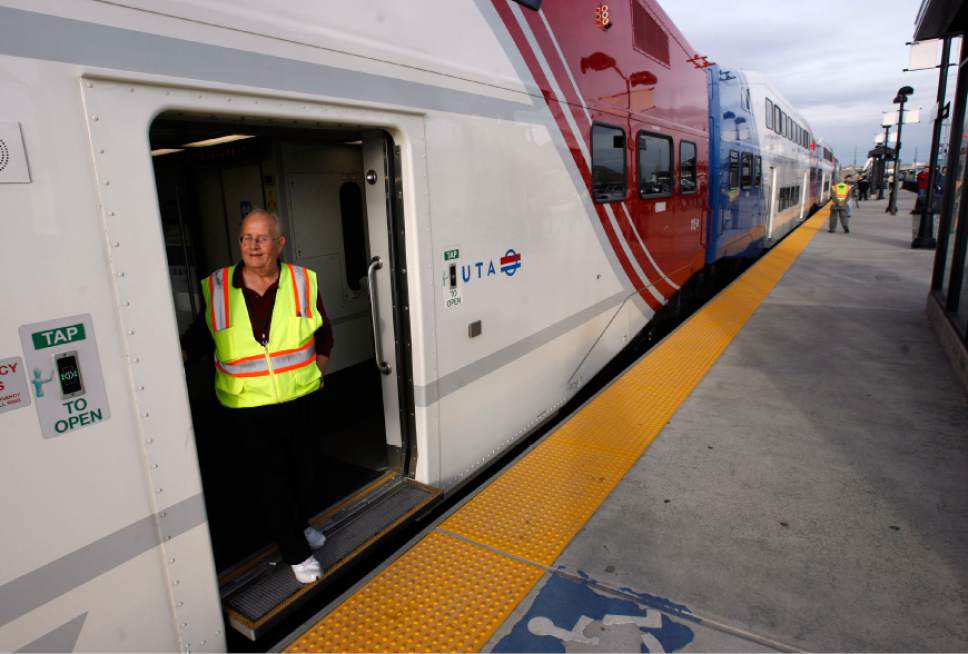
[[917, 0, 968, 387]]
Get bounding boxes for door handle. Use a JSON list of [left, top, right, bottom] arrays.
[[367, 256, 392, 375]]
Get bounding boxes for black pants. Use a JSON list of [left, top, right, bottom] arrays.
[[226, 391, 321, 565]]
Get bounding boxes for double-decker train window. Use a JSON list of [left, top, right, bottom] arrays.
[[591, 123, 627, 203], [728, 150, 739, 190], [637, 131, 673, 198], [680, 140, 697, 194], [765, 98, 774, 130], [774, 106, 782, 134], [754, 156, 762, 186], [741, 152, 753, 188]]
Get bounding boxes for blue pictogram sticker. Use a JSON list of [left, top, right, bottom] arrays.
[[493, 574, 694, 653]]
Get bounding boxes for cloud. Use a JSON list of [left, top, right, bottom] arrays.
[[660, 0, 951, 162]]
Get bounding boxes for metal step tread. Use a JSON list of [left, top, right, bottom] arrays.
[[219, 473, 440, 640]]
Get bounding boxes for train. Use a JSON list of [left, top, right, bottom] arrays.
[[0, 0, 837, 650]]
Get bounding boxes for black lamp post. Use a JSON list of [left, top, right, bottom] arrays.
[[877, 124, 892, 200], [887, 85, 914, 215]]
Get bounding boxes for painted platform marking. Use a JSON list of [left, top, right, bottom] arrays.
[[493, 575, 693, 653]]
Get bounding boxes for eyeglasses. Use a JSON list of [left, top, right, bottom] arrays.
[[240, 235, 277, 246]]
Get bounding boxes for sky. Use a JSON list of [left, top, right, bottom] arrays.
[[661, 1, 956, 167]]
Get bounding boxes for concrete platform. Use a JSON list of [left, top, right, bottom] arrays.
[[486, 195, 968, 652]]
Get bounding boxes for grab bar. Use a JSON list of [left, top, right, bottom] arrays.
[[367, 256, 392, 375]]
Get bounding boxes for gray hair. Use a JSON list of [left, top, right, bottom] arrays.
[[241, 208, 285, 238]]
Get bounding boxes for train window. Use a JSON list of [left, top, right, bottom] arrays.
[[741, 152, 753, 188], [754, 156, 762, 186], [787, 117, 793, 140], [339, 182, 367, 292], [680, 140, 697, 194], [591, 123, 627, 202], [637, 131, 673, 198], [774, 106, 782, 134], [765, 99, 774, 130], [728, 150, 739, 190]]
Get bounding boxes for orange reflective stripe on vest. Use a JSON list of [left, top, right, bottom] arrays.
[[215, 337, 317, 378], [288, 263, 313, 319], [208, 267, 231, 331]]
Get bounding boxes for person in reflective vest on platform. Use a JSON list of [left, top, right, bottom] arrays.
[[194, 209, 333, 584], [830, 176, 853, 234]]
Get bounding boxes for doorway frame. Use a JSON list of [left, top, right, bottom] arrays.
[[78, 73, 440, 633]]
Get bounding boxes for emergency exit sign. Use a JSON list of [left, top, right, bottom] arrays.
[[31, 324, 86, 350]]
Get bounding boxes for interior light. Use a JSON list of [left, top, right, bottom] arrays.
[[345, 140, 363, 146], [181, 134, 255, 148], [151, 148, 184, 157]]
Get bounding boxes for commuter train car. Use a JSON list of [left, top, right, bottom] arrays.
[[0, 1, 831, 650], [706, 67, 834, 266], [706, 65, 766, 263], [747, 71, 823, 245], [816, 138, 840, 202]]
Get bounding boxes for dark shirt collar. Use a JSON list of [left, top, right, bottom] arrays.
[[232, 260, 283, 291]]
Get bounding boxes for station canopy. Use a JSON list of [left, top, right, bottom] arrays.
[[915, 0, 968, 40]]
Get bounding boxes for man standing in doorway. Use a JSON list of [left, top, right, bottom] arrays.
[[188, 209, 334, 584]]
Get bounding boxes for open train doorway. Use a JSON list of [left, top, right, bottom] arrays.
[[149, 113, 437, 641]]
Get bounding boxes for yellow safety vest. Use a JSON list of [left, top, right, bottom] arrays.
[[201, 263, 323, 409], [834, 183, 850, 201]]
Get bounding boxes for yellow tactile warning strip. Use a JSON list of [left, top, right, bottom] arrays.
[[284, 531, 545, 652], [285, 209, 829, 653]]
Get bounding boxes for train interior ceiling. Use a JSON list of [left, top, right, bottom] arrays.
[[149, 113, 393, 571]]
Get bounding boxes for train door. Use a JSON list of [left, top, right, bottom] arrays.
[[799, 170, 810, 222], [149, 116, 437, 644], [360, 131, 403, 458], [767, 166, 779, 241]]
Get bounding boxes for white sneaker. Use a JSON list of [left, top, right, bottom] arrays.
[[304, 526, 327, 550], [291, 555, 322, 584]]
